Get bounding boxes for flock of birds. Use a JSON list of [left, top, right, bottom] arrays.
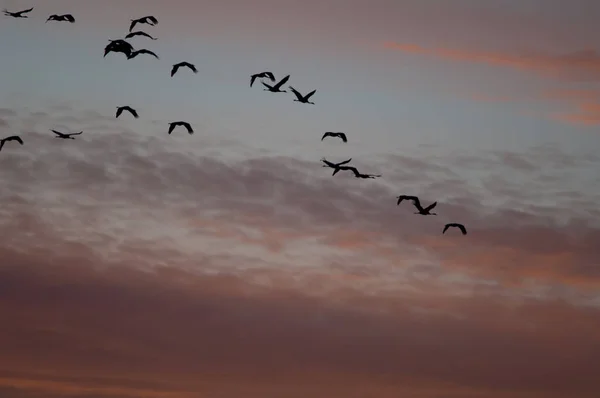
[[0, 6, 468, 237]]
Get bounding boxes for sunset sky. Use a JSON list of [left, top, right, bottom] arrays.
[[1, 0, 600, 397]]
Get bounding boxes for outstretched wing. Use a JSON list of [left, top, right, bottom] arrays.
[[70, 131, 83, 136], [321, 132, 331, 141], [170, 64, 179, 77], [261, 81, 273, 90], [273, 75, 290, 89], [147, 16, 158, 24], [264, 72, 275, 81], [128, 108, 139, 118], [63, 14, 75, 22], [456, 224, 467, 235], [139, 49, 159, 58], [423, 201, 437, 212], [337, 158, 352, 166], [250, 74, 258, 87], [167, 123, 176, 134], [442, 224, 450, 234], [183, 123, 194, 134], [186, 63, 198, 73], [397, 195, 420, 208], [304, 89, 316, 100], [8, 135, 23, 144], [21, 7, 34, 14], [51, 130, 63, 136], [288, 86, 303, 100], [129, 19, 138, 32]]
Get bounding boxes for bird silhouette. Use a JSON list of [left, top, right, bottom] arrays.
[[337, 166, 381, 179], [321, 132, 347, 142], [321, 157, 353, 175], [115, 106, 139, 119], [250, 71, 275, 87], [104, 39, 134, 57], [289, 86, 316, 104], [127, 49, 159, 59], [129, 16, 158, 32], [0, 135, 24, 151], [171, 62, 197, 77], [397, 195, 437, 215], [125, 31, 157, 40], [46, 14, 75, 23], [168, 121, 194, 135], [262, 75, 290, 93], [443, 223, 467, 235], [3, 7, 33, 18], [51, 130, 82, 139]]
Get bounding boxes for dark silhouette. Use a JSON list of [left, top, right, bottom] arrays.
[[250, 71, 275, 87], [337, 166, 381, 179], [168, 121, 194, 135], [51, 130, 82, 139], [289, 86, 316, 104], [397, 195, 437, 215], [0, 135, 24, 151], [129, 16, 158, 32], [321, 157, 353, 176], [443, 223, 467, 235], [116, 106, 139, 119], [127, 49, 159, 59], [262, 75, 290, 93], [104, 39, 134, 58], [171, 62, 197, 77], [125, 31, 157, 40], [46, 14, 75, 23], [321, 132, 347, 142], [3, 7, 33, 18]]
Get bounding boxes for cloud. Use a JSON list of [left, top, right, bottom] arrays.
[[383, 42, 600, 81]]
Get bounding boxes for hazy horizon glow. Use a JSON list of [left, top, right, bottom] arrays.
[[1, 1, 599, 397]]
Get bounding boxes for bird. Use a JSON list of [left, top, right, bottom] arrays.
[[262, 75, 290, 93], [337, 166, 381, 179], [321, 157, 353, 176], [168, 121, 193, 135], [289, 86, 316, 104], [171, 62, 197, 77], [115, 106, 139, 119], [443, 223, 467, 235], [104, 39, 134, 57], [125, 31, 157, 40], [3, 7, 33, 18], [127, 49, 159, 59], [396, 195, 437, 215], [129, 16, 158, 32], [51, 130, 82, 139], [46, 14, 75, 23], [0, 135, 24, 151], [321, 132, 347, 142], [250, 71, 275, 87]]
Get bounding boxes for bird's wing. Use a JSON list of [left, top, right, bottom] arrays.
[[0, 141, 4, 151], [423, 201, 437, 212], [261, 81, 273, 89], [264, 72, 275, 81], [250, 75, 257, 87], [458, 224, 467, 234], [71, 131, 83, 136], [129, 108, 138, 118], [129, 20, 138, 32], [115, 108, 123, 118], [148, 16, 158, 24], [442, 224, 450, 234], [321, 132, 330, 140], [22, 7, 34, 13], [304, 90, 316, 99], [12, 136, 23, 144], [51, 129, 62, 136], [274, 75, 290, 89], [167, 123, 176, 134], [140, 49, 159, 58], [339, 133, 347, 142], [170, 64, 179, 76], [338, 158, 352, 166], [188, 63, 198, 73], [289, 86, 303, 100], [65, 14, 75, 22]]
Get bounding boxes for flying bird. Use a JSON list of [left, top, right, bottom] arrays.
[[289, 86, 316, 104], [337, 166, 381, 179], [129, 16, 158, 32], [51, 130, 82, 139], [168, 121, 193, 135], [3, 7, 33, 18], [104, 39, 134, 57], [443, 223, 467, 235], [262, 75, 290, 93], [115, 106, 139, 119], [46, 14, 75, 23], [125, 31, 157, 40], [127, 48, 159, 59], [171, 62, 197, 77], [321, 157, 353, 175], [0, 135, 24, 151], [250, 71, 275, 87], [396, 195, 437, 215], [321, 132, 347, 142]]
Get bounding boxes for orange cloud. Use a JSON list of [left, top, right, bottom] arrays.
[[554, 101, 600, 126], [383, 42, 600, 80]]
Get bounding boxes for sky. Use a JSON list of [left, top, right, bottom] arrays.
[[0, 0, 600, 397]]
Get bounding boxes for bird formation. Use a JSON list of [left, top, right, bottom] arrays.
[[1, 7, 468, 236]]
